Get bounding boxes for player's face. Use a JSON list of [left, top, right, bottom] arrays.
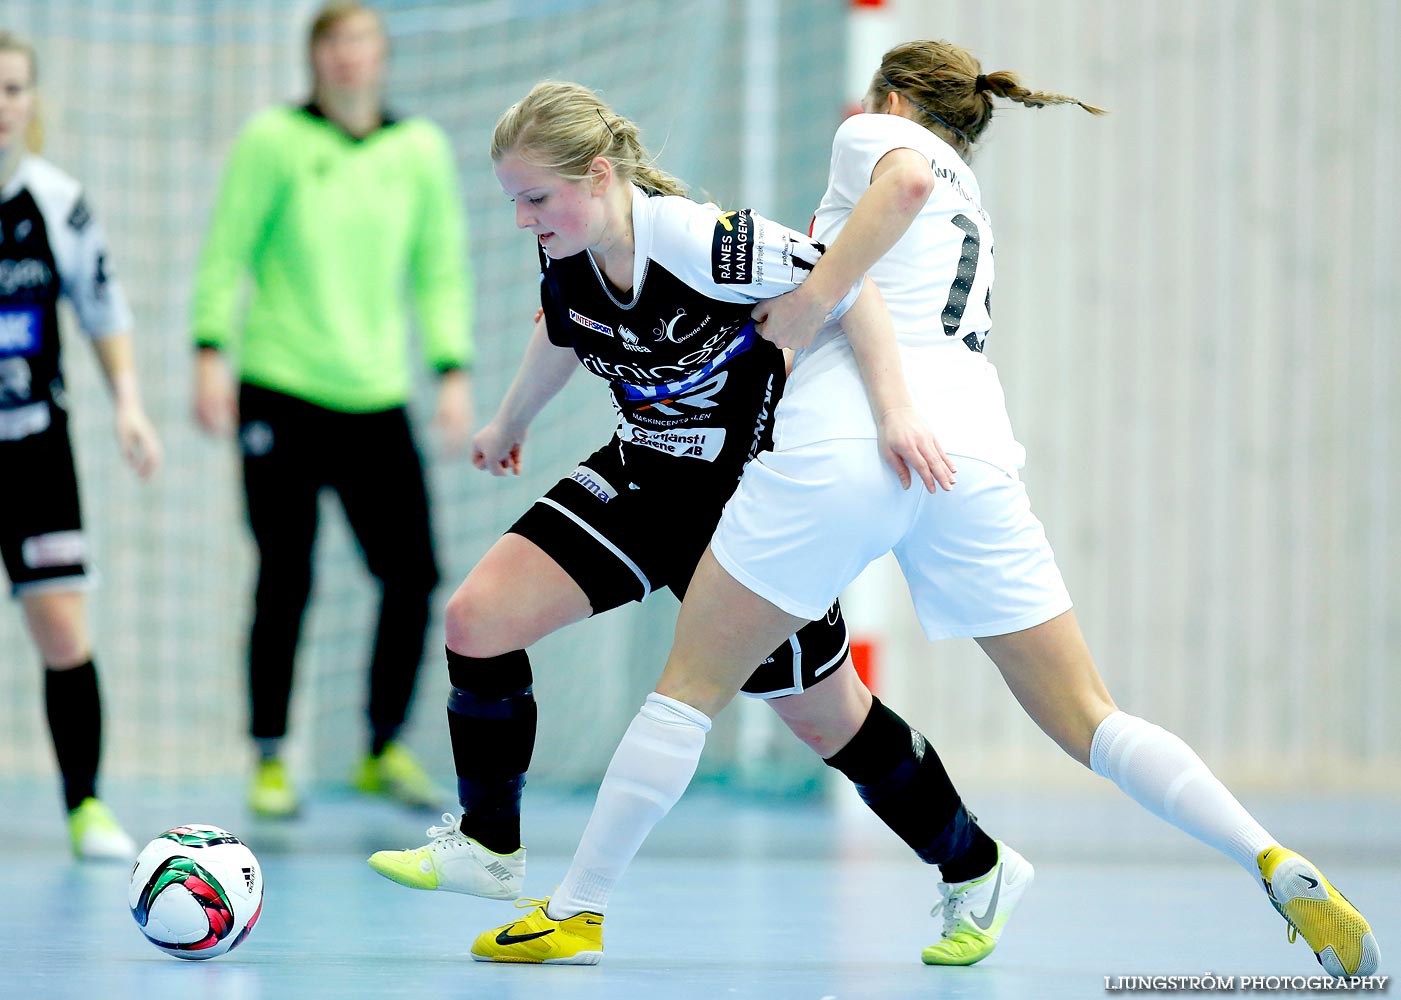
[[310, 12, 386, 97], [495, 150, 604, 259], [0, 52, 35, 155]]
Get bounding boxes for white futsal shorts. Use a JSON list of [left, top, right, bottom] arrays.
[[710, 439, 1073, 641]]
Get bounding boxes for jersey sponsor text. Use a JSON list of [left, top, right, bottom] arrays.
[[711, 209, 753, 284], [568, 308, 613, 336], [21, 529, 87, 569], [619, 421, 725, 462], [0, 259, 52, 296], [0, 309, 42, 357], [569, 464, 619, 503]]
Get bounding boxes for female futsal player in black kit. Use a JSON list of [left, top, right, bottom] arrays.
[[369, 80, 1023, 966]]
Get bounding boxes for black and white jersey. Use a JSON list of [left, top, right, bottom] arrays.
[[539, 184, 858, 480], [0, 155, 132, 441]]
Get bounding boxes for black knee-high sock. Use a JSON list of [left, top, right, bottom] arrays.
[[44, 660, 102, 812], [824, 697, 997, 883], [446, 648, 536, 854]]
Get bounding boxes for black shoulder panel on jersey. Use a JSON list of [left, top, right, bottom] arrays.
[[536, 242, 575, 348], [711, 209, 753, 285]]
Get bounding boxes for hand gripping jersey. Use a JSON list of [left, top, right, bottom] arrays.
[[539, 184, 858, 479], [774, 113, 1026, 473], [0, 156, 132, 441]]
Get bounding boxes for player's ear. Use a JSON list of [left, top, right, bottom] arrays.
[[588, 156, 613, 195]]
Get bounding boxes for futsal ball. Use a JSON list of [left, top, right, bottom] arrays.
[[128, 825, 263, 960]]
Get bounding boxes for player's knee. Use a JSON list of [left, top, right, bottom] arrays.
[[772, 700, 864, 757], [1055, 694, 1119, 767], [29, 618, 88, 667], [21, 594, 86, 665], [778, 713, 838, 755], [444, 583, 509, 658], [784, 711, 846, 750]]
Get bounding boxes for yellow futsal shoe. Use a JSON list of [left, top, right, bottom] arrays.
[[470, 897, 604, 966], [248, 758, 298, 818], [352, 742, 442, 809], [1258, 846, 1379, 977], [67, 798, 137, 861], [922, 841, 1034, 966], [367, 813, 524, 899]]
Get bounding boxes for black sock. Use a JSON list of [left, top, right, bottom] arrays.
[[446, 647, 536, 854], [44, 660, 102, 812], [824, 697, 997, 881]]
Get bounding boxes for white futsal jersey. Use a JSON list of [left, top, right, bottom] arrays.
[[772, 112, 1026, 473]]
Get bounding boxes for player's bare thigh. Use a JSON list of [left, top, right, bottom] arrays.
[[975, 608, 1117, 767], [20, 588, 90, 668], [656, 547, 806, 717], [444, 533, 592, 657]]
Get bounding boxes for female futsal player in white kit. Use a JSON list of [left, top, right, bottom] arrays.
[[473, 40, 1379, 978], [367, 78, 1056, 967]]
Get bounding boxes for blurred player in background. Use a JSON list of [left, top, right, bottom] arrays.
[[367, 79, 1037, 967], [0, 30, 162, 859], [474, 42, 1379, 978], [190, 1, 474, 817]]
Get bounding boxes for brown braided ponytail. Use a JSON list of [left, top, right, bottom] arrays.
[[869, 40, 1104, 152]]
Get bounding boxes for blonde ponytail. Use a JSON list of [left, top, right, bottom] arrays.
[[491, 81, 686, 197]]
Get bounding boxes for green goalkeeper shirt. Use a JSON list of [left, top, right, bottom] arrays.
[[192, 104, 473, 412]]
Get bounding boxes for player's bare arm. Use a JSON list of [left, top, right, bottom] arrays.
[[838, 281, 954, 492], [470, 315, 577, 475], [754, 145, 933, 351]]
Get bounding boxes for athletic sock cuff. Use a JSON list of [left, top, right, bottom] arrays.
[[823, 696, 908, 781], [446, 647, 532, 697], [1089, 710, 1133, 778], [548, 868, 612, 918], [642, 692, 712, 732], [43, 659, 96, 680]]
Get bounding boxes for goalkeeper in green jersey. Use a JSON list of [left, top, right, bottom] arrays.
[[191, 1, 474, 818]]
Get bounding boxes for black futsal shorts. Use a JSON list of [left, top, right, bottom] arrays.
[[0, 417, 89, 597], [508, 439, 850, 698]]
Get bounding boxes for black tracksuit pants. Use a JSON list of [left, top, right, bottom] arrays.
[[238, 383, 439, 747]]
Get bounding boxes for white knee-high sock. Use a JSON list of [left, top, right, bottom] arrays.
[[549, 692, 712, 919], [1090, 711, 1276, 875]]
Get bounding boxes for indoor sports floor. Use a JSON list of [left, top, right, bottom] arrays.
[[2, 781, 1394, 999]]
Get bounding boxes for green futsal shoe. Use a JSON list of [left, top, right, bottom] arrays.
[[367, 813, 525, 899], [68, 798, 137, 860], [922, 841, 1034, 966], [248, 758, 299, 818], [352, 742, 442, 809]]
